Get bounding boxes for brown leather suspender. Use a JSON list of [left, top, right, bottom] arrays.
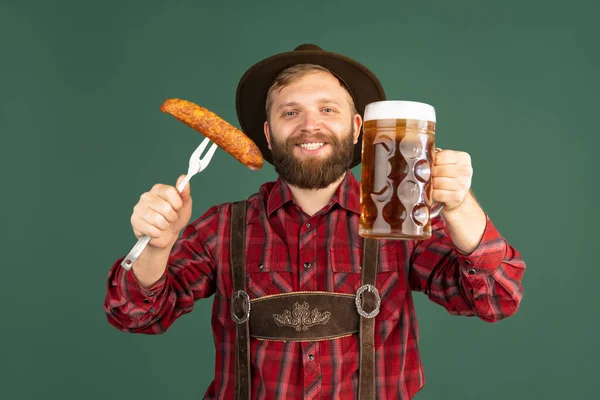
[[358, 237, 379, 400], [230, 200, 379, 399], [230, 201, 251, 400]]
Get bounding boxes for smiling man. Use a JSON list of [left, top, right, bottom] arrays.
[[104, 44, 526, 400]]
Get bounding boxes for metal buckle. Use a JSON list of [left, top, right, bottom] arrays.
[[355, 284, 381, 319], [230, 290, 251, 324]]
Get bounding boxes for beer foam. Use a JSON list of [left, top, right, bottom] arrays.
[[364, 101, 436, 123]]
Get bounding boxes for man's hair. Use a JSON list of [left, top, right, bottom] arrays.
[[265, 64, 358, 116]]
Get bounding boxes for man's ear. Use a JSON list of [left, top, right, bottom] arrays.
[[352, 113, 363, 144], [264, 121, 272, 150]]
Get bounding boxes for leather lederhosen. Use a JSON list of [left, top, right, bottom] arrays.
[[229, 200, 380, 400]]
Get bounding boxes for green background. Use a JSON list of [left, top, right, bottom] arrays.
[[1, 0, 597, 398]]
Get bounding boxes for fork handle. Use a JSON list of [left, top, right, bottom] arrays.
[[121, 235, 151, 270], [176, 175, 191, 193], [120, 173, 192, 270]]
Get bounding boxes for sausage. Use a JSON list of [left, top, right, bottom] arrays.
[[160, 98, 263, 170]]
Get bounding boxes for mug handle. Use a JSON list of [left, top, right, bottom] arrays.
[[431, 202, 444, 218], [431, 148, 444, 218]]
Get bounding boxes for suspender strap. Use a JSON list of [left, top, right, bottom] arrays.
[[230, 200, 250, 400], [358, 238, 379, 400]]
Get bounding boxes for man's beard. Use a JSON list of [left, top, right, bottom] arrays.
[[269, 127, 356, 190]]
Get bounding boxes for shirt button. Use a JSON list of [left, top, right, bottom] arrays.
[[143, 298, 150, 304], [304, 262, 312, 269], [308, 354, 314, 361], [306, 222, 312, 228], [465, 259, 472, 266], [468, 268, 476, 275]]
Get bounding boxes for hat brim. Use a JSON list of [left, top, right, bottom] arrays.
[[236, 48, 386, 169]]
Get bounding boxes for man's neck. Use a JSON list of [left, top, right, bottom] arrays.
[[287, 172, 346, 217]]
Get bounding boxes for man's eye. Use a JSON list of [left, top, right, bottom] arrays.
[[283, 111, 296, 117], [322, 108, 334, 113]]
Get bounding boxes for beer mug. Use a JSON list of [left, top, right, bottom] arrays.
[[359, 101, 443, 240]]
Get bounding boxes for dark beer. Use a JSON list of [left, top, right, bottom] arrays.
[[359, 101, 437, 240]]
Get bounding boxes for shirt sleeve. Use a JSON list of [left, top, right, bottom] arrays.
[[103, 205, 222, 334], [408, 214, 526, 322]]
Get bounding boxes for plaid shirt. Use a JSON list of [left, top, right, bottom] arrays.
[[104, 171, 525, 399]]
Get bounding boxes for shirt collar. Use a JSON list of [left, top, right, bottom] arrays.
[[330, 170, 361, 214], [266, 177, 295, 216], [266, 170, 361, 216]]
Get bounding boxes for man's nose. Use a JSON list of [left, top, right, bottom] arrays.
[[299, 110, 321, 132]]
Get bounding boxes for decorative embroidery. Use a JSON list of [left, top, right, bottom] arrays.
[[273, 302, 331, 331]]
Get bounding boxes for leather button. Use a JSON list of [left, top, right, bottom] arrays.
[[304, 262, 312, 269], [468, 268, 476, 275], [308, 354, 314, 361]]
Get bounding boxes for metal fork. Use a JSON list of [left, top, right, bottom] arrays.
[[120, 137, 218, 270]]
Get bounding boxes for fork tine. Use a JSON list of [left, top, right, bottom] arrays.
[[198, 143, 218, 172], [191, 137, 211, 160], [203, 143, 218, 163]]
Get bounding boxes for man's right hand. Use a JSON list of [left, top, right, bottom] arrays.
[[130, 175, 192, 250]]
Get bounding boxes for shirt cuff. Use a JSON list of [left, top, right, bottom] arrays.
[[453, 214, 507, 277], [116, 257, 167, 307]]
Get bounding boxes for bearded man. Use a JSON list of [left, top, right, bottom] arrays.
[[104, 44, 525, 400]]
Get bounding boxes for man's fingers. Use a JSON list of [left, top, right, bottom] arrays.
[[432, 164, 472, 178], [432, 177, 459, 191], [434, 150, 471, 166], [140, 211, 170, 231], [131, 216, 163, 238], [434, 150, 458, 165], [151, 184, 183, 211], [148, 201, 179, 223], [432, 189, 464, 205], [433, 165, 460, 178]]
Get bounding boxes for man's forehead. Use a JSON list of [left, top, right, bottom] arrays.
[[272, 72, 353, 103]]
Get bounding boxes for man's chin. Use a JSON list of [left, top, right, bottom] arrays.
[[281, 162, 347, 189], [293, 155, 334, 170]]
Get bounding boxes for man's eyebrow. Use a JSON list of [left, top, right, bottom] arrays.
[[276, 99, 342, 110], [276, 102, 300, 110]]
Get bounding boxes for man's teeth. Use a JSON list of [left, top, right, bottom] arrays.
[[299, 142, 325, 150]]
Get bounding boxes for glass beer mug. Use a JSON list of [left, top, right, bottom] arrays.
[[359, 101, 443, 240]]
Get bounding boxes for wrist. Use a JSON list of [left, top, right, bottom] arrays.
[[441, 191, 480, 219], [440, 192, 487, 255]]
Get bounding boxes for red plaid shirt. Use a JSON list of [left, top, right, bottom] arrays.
[[104, 171, 525, 399]]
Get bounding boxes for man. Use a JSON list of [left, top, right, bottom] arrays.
[[104, 44, 525, 399]]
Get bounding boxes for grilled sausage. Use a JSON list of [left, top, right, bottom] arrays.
[[160, 98, 263, 170]]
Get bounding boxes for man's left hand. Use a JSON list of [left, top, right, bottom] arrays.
[[431, 149, 473, 213]]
